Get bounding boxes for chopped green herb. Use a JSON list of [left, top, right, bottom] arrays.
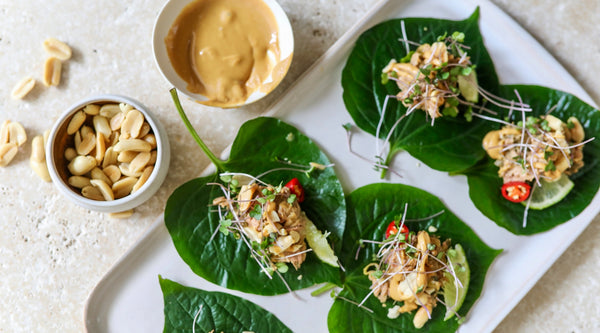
[[287, 194, 297, 204], [460, 66, 472, 76], [399, 50, 415, 63], [436, 32, 448, 42], [442, 106, 459, 117], [373, 270, 384, 279], [540, 119, 551, 132], [381, 72, 389, 85], [545, 160, 556, 171], [249, 205, 263, 219], [420, 64, 432, 76], [276, 262, 289, 273], [464, 106, 473, 122], [451, 31, 465, 43]]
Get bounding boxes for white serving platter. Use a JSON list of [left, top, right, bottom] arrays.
[[84, 0, 600, 332]]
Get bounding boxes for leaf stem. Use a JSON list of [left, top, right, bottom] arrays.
[[170, 88, 225, 171], [310, 282, 337, 297], [379, 147, 400, 179]]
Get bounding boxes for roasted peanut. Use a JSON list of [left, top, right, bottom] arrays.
[[129, 152, 151, 173], [81, 185, 104, 201], [109, 210, 134, 219], [141, 134, 157, 149], [8, 122, 27, 146], [117, 150, 137, 163], [68, 176, 91, 188], [64, 147, 77, 161], [90, 179, 114, 201], [109, 111, 125, 131], [102, 146, 118, 168], [43, 57, 62, 86], [95, 132, 106, 163], [119, 103, 134, 113], [132, 166, 154, 193], [139, 122, 151, 138], [92, 115, 112, 139], [43, 38, 72, 61], [148, 150, 157, 165], [99, 104, 121, 118], [67, 110, 86, 135], [11, 76, 36, 99], [118, 163, 143, 178], [90, 167, 113, 187], [83, 104, 100, 116], [75, 129, 95, 155], [121, 109, 144, 139], [0, 143, 18, 167], [30, 135, 46, 163], [112, 177, 137, 199], [29, 135, 52, 182], [68, 155, 96, 176], [103, 165, 121, 183], [0, 120, 10, 144], [113, 139, 152, 153], [30, 159, 51, 182]]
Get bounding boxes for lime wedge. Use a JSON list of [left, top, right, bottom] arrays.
[[458, 70, 479, 103], [442, 244, 470, 321], [524, 174, 574, 210], [305, 218, 339, 267]]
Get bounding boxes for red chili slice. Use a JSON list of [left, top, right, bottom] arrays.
[[501, 181, 531, 203], [385, 221, 409, 240], [284, 178, 305, 203]]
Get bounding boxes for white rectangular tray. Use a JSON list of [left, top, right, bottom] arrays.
[[84, 0, 599, 332]]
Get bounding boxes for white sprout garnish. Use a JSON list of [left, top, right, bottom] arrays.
[[192, 304, 203, 333]]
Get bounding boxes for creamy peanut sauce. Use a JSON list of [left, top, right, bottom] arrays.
[[165, 0, 290, 107]]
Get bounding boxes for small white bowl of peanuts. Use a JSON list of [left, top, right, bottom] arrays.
[[46, 95, 170, 213]]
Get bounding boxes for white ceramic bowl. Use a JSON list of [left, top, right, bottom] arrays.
[[46, 95, 171, 213], [152, 0, 294, 107]]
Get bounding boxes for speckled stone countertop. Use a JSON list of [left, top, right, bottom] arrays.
[[0, 0, 598, 332]]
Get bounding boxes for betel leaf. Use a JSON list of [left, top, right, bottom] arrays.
[[159, 276, 292, 333], [463, 84, 600, 234], [327, 183, 500, 332], [341, 8, 501, 173], [164, 115, 346, 295]]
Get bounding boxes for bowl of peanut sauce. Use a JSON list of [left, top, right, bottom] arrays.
[[153, 0, 294, 108]]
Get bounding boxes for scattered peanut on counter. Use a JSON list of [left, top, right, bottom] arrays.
[[11, 76, 36, 100], [10, 37, 72, 99], [30, 130, 52, 182], [0, 120, 27, 167], [63, 103, 157, 202]]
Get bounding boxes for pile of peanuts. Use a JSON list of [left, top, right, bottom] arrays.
[[63, 102, 157, 203]]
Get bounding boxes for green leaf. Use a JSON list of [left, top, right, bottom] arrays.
[[164, 117, 346, 295], [159, 276, 292, 333], [464, 84, 600, 234], [341, 8, 501, 173], [328, 183, 500, 332]]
